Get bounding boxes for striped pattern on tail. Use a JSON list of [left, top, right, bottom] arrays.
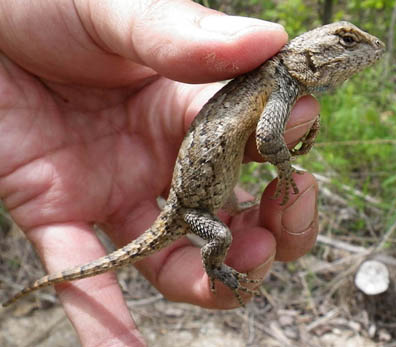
[[3, 205, 186, 307]]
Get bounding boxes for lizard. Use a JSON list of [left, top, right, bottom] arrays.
[[2, 21, 385, 307]]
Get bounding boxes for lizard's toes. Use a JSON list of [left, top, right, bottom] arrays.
[[208, 265, 261, 306], [273, 169, 302, 205]]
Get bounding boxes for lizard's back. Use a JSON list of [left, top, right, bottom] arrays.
[[2, 21, 385, 308], [172, 66, 276, 211]]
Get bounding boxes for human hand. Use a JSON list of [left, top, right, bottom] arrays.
[[0, 0, 319, 346]]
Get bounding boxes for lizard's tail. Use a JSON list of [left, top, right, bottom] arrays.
[[2, 205, 184, 307]]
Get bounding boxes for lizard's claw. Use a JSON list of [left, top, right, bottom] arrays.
[[208, 265, 261, 306], [273, 166, 304, 205]]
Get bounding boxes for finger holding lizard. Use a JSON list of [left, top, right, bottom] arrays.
[[0, 0, 321, 345]]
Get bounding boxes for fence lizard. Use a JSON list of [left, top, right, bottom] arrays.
[[3, 21, 385, 307]]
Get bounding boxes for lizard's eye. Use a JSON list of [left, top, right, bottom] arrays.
[[340, 34, 358, 48]]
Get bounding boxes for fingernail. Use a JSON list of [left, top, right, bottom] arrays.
[[282, 185, 317, 235], [200, 15, 285, 36], [249, 253, 275, 279]]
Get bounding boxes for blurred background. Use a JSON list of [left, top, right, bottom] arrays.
[[1, 1, 395, 346]]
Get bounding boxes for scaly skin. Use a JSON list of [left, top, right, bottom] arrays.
[[3, 22, 385, 307]]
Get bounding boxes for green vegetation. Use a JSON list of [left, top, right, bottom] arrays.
[[312, 65, 396, 201], [195, 0, 395, 39], [196, 0, 396, 239]]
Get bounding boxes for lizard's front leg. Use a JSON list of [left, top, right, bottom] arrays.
[[183, 209, 259, 306], [256, 82, 301, 205]]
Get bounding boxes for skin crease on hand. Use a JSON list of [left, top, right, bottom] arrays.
[[0, 1, 319, 346]]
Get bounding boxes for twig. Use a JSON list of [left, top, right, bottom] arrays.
[[246, 308, 256, 346], [317, 234, 369, 254], [23, 311, 67, 347], [375, 218, 396, 251], [235, 310, 279, 343], [315, 139, 396, 146], [258, 286, 277, 308], [294, 165, 381, 206], [126, 293, 163, 307], [299, 260, 318, 316], [317, 234, 396, 267], [306, 308, 339, 332]]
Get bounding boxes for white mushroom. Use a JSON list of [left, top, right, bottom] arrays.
[[355, 260, 390, 295]]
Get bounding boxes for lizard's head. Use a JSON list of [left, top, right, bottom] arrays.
[[281, 21, 385, 93]]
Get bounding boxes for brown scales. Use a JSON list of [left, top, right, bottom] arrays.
[[3, 22, 385, 307]]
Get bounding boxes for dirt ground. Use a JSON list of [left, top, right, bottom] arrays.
[[1, 185, 395, 347]]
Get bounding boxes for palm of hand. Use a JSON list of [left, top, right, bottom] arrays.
[[0, 3, 320, 345], [0, 63, 189, 241], [1, 53, 317, 307]]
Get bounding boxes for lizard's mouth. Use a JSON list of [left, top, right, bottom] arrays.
[[373, 39, 386, 58], [374, 38, 386, 51]]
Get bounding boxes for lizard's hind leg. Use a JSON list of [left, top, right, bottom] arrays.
[[290, 115, 320, 156], [183, 209, 260, 306]]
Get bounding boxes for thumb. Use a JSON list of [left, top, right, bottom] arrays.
[[85, 0, 288, 83]]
